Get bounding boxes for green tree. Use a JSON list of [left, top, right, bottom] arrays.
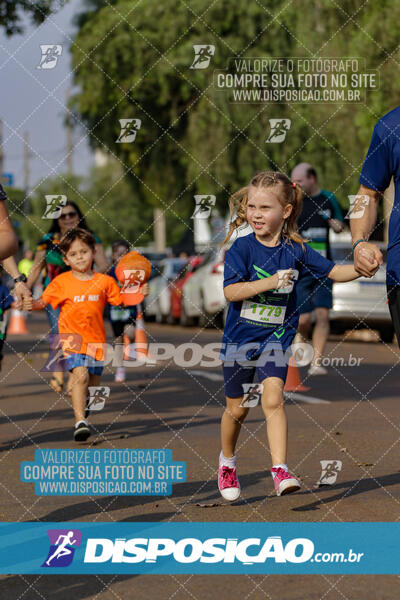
[[0, 0, 67, 36], [70, 0, 398, 237]]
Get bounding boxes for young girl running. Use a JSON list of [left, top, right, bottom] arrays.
[[26, 228, 128, 442], [219, 171, 361, 501]]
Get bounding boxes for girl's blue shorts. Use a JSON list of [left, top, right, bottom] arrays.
[[222, 361, 288, 398]]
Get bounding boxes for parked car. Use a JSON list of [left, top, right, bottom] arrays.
[[169, 256, 204, 323], [142, 252, 169, 281], [181, 247, 227, 327], [144, 258, 187, 322], [330, 242, 394, 342]]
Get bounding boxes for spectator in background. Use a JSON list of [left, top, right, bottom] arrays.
[[291, 163, 344, 375], [0, 183, 32, 308], [18, 249, 34, 278]]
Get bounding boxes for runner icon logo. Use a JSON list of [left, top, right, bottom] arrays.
[[317, 460, 342, 485], [239, 383, 263, 408], [190, 45, 215, 69], [121, 269, 145, 294], [116, 119, 142, 143], [42, 334, 82, 372], [43, 195, 67, 219], [37, 45, 63, 69], [42, 529, 82, 567], [87, 386, 110, 412], [266, 119, 291, 143], [345, 195, 370, 220], [192, 195, 216, 219]]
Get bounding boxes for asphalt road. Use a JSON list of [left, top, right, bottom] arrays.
[[1, 312, 399, 598]]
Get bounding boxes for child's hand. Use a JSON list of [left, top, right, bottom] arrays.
[[276, 268, 294, 290], [141, 282, 149, 297], [22, 296, 34, 311]]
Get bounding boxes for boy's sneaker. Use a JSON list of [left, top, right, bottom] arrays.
[[270, 467, 301, 496], [74, 421, 90, 442], [218, 458, 240, 501], [115, 367, 126, 382]]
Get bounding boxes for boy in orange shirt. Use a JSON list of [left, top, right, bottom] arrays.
[[26, 228, 147, 442]]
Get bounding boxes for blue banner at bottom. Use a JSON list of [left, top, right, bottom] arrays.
[[0, 522, 397, 574]]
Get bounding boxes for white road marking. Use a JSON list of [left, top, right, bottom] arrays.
[[284, 392, 331, 404], [188, 370, 224, 382]]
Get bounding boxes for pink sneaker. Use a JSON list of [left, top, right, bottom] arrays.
[[218, 459, 240, 501], [270, 467, 301, 496]]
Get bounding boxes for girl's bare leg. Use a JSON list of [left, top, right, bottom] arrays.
[[221, 396, 249, 458], [260, 377, 287, 466]]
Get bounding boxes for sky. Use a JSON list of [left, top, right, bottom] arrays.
[[0, 0, 93, 191]]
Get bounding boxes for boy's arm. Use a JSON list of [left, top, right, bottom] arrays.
[[224, 270, 292, 302], [16, 297, 46, 310], [327, 264, 361, 282]]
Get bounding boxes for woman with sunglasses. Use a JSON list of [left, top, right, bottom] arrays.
[[27, 201, 109, 393]]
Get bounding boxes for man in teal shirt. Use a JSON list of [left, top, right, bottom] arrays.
[[291, 162, 344, 375]]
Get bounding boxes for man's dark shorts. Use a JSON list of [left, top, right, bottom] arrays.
[[296, 273, 333, 314]]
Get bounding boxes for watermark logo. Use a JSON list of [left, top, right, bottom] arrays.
[[42, 529, 81, 567], [345, 195, 370, 219], [42, 334, 82, 372], [266, 119, 291, 143], [317, 460, 342, 485], [37, 45, 63, 69], [192, 194, 216, 219], [121, 269, 145, 293], [42, 195, 67, 219], [87, 386, 110, 412], [190, 45, 215, 69], [116, 118, 142, 143], [239, 383, 263, 408]]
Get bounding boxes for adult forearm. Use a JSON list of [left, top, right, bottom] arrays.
[[350, 186, 380, 243], [2, 256, 21, 279]]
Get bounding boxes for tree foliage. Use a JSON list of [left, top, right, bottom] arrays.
[[69, 1, 399, 242], [0, 0, 67, 36]]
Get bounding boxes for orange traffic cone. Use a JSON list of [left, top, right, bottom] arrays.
[[8, 309, 28, 335], [284, 356, 310, 392], [134, 304, 152, 362]]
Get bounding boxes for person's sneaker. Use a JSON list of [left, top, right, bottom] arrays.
[[115, 367, 126, 382], [74, 421, 90, 442], [308, 364, 328, 376], [270, 467, 301, 496], [218, 459, 240, 501]]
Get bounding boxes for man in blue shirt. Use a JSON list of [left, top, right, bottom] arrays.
[[352, 107, 400, 345], [291, 163, 344, 375]]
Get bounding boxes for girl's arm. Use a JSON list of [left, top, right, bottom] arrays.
[[328, 264, 361, 282], [224, 271, 291, 302]]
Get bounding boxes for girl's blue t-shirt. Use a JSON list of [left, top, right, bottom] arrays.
[[221, 233, 335, 356]]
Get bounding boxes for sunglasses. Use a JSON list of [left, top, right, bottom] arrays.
[[59, 211, 78, 220]]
